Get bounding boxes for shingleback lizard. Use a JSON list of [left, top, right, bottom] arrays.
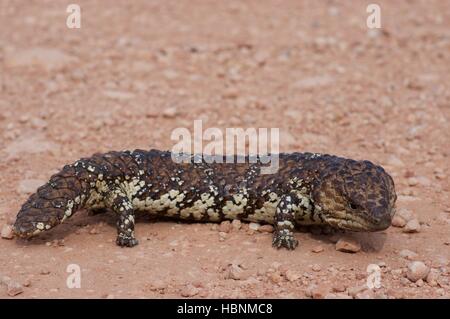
[[13, 149, 397, 249]]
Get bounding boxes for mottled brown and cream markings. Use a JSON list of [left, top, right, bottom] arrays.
[[14, 150, 396, 249]]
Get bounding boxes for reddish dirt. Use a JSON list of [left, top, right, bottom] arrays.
[[0, 0, 449, 299]]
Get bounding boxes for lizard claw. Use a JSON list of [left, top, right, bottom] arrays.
[[272, 230, 298, 250], [116, 236, 139, 247]]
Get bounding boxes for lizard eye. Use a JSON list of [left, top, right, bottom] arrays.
[[349, 202, 358, 210]]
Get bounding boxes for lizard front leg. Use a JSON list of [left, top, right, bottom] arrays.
[[272, 193, 299, 250], [108, 191, 138, 247]]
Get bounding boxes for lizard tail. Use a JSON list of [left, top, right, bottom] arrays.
[[13, 163, 95, 238]]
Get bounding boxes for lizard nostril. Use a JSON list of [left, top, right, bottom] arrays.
[[372, 215, 383, 225]]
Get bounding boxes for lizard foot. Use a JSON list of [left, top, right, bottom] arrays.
[[116, 235, 139, 247], [272, 229, 298, 250]]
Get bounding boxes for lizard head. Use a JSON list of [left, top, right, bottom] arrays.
[[13, 187, 67, 238], [312, 158, 396, 231], [13, 203, 60, 238]]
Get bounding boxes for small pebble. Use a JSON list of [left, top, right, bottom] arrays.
[[311, 264, 322, 272], [258, 225, 274, 233], [180, 284, 199, 297], [162, 107, 177, 118], [22, 278, 32, 287], [284, 270, 301, 282], [268, 272, 283, 284], [226, 264, 250, 280], [335, 237, 361, 253], [406, 261, 430, 282], [0, 275, 24, 297], [311, 245, 324, 253], [18, 115, 29, 124], [403, 219, 421, 233], [332, 284, 347, 293], [391, 216, 406, 228], [222, 88, 239, 99], [249, 222, 260, 231], [308, 284, 331, 299], [231, 219, 241, 231], [218, 221, 232, 233], [425, 269, 439, 286], [407, 177, 418, 186], [218, 232, 227, 241], [1, 224, 14, 239], [40, 269, 51, 275], [148, 279, 167, 291], [145, 110, 159, 118], [7, 281, 24, 297]]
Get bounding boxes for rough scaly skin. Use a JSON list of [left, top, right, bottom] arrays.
[[13, 149, 397, 249]]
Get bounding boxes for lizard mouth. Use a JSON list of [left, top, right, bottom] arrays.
[[324, 211, 392, 232], [14, 205, 62, 239], [13, 221, 47, 238]]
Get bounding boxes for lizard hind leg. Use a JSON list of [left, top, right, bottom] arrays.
[[272, 193, 299, 250], [108, 191, 139, 247]]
